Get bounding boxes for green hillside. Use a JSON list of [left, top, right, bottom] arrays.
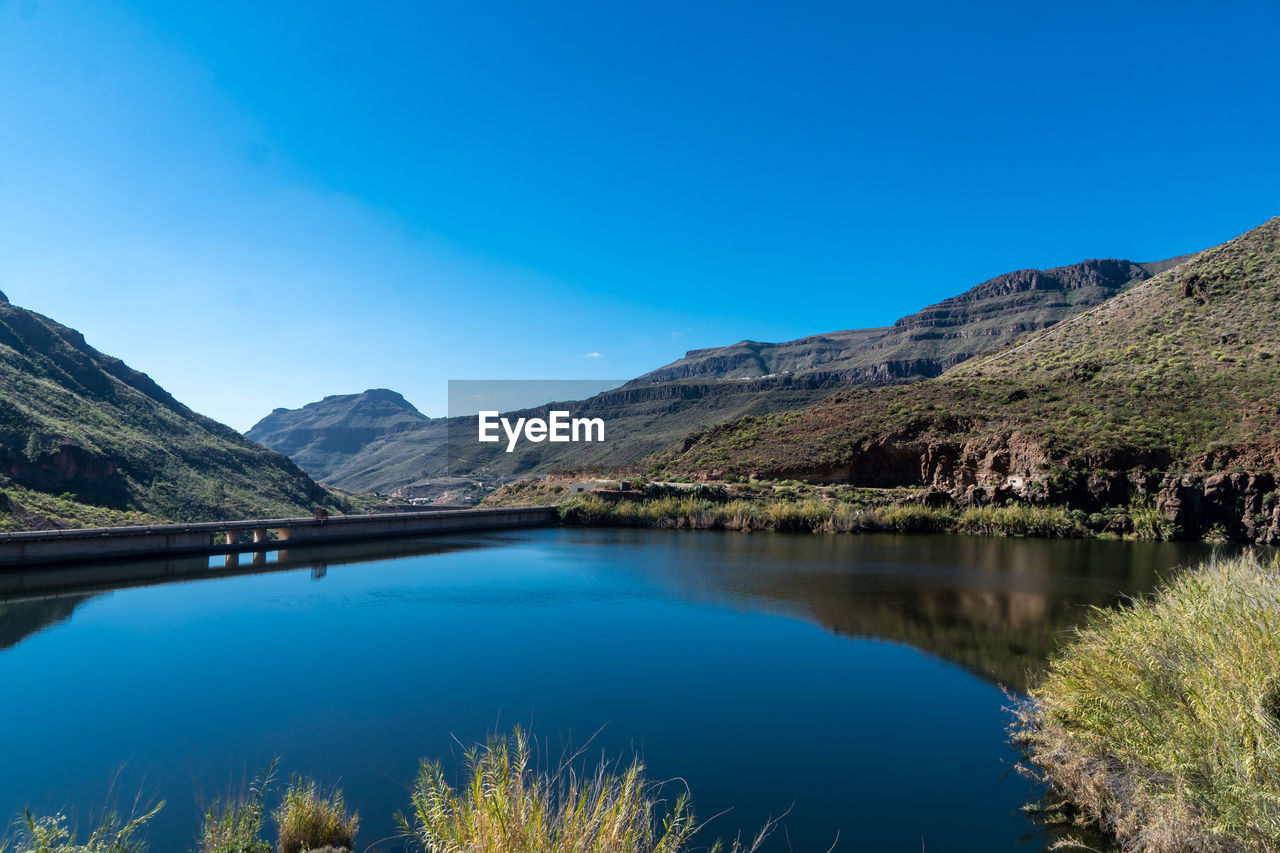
[[0, 293, 336, 528], [653, 218, 1280, 541]]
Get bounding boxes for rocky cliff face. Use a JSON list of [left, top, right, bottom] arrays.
[[0, 443, 129, 507], [725, 428, 1280, 543]]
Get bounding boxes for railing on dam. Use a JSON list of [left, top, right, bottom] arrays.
[[0, 506, 560, 569]]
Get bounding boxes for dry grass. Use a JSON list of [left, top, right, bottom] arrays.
[[1013, 553, 1280, 852], [274, 778, 358, 853], [396, 728, 772, 853], [956, 505, 1080, 538]]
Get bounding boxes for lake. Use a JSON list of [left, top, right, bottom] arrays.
[[0, 528, 1229, 852]]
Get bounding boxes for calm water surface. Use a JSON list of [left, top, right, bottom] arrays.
[[0, 529, 1232, 852]]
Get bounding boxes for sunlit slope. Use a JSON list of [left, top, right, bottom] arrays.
[[655, 218, 1280, 509], [0, 293, 329, 526], [629, 256, 1185, 387]]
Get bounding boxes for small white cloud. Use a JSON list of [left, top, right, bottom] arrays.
[[579, 351, 604, 358], [670, 330, 684, 338]]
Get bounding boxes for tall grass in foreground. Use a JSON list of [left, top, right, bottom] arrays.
[[198, 759, 278, 853], [0, 803, 162, 853], [1013, 553, 1280, 852], [5, 734, 761, 853], [396, 728, 772, 853], [274, 778, 358, 853]]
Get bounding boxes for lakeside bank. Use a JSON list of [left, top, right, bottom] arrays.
[[1013, 552, 1280, 852], [493, 479, 1187, 541]]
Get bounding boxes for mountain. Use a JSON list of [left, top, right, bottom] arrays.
[[246, 389, 447, 492], [654, 217, 1280, 541], [251, 254, 1185, 490], [628, 256, 1191, 387], [0, 292, 333, 528]]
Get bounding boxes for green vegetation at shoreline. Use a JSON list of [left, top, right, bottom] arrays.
[[1014, 553, 1280, 852], [1, 731, 755, 853], [559, 492, 1092, 537], [534, 482, 1183, 541], [0, 481, 392, 533]]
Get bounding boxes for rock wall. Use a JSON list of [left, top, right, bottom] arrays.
[[742, 432, 1280, 543]]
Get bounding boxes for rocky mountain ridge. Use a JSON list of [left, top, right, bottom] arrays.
[[654, 218, 1280, 542], [627, 256, 1188, 387], [251, 252, 1188, 490]]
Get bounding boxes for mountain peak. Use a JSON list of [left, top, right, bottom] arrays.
[[360, 388, 413, 406], [246, 387, 432, 482], [308, 388, 420, 415]]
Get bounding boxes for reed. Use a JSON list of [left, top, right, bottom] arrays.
[[274, 778, 358, 853], [956, 504, 1081, 538], [197, 758, 278, 853], [396, 728, 770, 853], [558, 494, 1094, 539], [0, 803, 162, 853]]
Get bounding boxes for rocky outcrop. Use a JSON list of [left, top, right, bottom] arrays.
[[0, 442, 130, 507], [735, 430, 1280, 543], [1157, 470, 1280, 544]]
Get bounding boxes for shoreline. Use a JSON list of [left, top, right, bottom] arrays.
[[506, 482, 1205, 543]]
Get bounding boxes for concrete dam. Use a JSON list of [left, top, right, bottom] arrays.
[[0, 506, 558, 570]]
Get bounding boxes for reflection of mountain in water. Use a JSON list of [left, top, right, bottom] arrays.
[[0, 594, 97, 652], [611, 531, 1226, 692], [0, 530, 1232, 693]]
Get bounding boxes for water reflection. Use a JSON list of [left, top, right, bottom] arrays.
[[0, 535, 495, 652], [582, 530, 1234, 691], [0, 530, 1235, 691], [0, 594, 96, 653]]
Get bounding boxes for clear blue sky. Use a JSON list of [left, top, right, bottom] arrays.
[[1, 0, 1277, 429]]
